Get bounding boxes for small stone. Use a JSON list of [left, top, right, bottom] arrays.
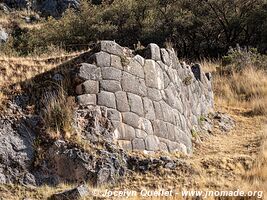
[[97, 91, 116, 108], [77, 94, 96, 105], [50, 185, 89, 200]]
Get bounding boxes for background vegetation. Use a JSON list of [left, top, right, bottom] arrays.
[[1, 0, 267, 58]]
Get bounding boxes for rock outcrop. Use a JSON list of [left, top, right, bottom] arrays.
[[73, 41, 214, 154]]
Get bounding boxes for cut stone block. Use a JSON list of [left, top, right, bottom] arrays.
[[143, 97, 155, 120], [90, 51, 111, 68], [135, 129, 147, 139], [128, 93, 144, 116], [118, 140, 132, 151], [117, 123, 135, 140], [77, 94, 96, 106], [145, 43, 161, 61], [124, 59, 144, 78], [153, 101, 163, 120], [122, 112, 141, 129], [101, 67, 122, 81], [160, 48, 171, 66], [144, 60, 164, 89], [111, 55, 123, 70], [76, 80, 99, 94], [132, 138, 146, 150], [134, 55, 145, 66], [77, 63, 101, 81], [145, 135, 160, 151], [139, 118, 153, 135], [147, 87, 162, 101], [97, 91, 116, 109], [97, 40, 124, 56], [121, 72, 147, 96], [100, 80, 122, 92], [115, 91, 130, 112], [107, 108, 122, 121]]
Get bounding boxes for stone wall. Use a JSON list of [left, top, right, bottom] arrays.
[[74, 41, 214, 154]]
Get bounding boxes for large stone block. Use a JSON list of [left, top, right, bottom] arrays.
[[145, 135, 160, 151], [122, 112, 141, 129], [121, 72, 147, 96], [134, 55, 145, 66], [144, 60, 164, 89], [118, 140, 132, 151], [147, 87, 162, 101], [146, 43, 161, 61], [76, 80, 99, 94], [128, 93, 144, 116], [77, 94, 96, 106], [160, 48, 171, 66], [135, 129, 147, 139], [116, 123, 135, 140], [107, 108, 122, 121], [97, 91, 116, 109], [167, 48, 181, 70], [124, 59, 144, 78], [97, 40, 124, 56], [90, 51, 111, 68], [132, 138, 146, 150], [139, 118, 153, 135], [111, 55, 123, 70], [153, 101, 163, 120], [100, 80, 122, 92], [101, 67, 122, 81], [152, 120, 168, 138], [77, 63, 101, 81], [143, 97, 155, 120], [115, 91, 130, 112]]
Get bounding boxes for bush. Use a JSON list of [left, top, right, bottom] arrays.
[[42, 88, 75, 140], [222, 45, 267, 73]]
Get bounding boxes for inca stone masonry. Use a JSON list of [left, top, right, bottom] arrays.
[[74, 41, 214, 154]]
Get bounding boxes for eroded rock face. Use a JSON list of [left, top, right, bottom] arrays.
[[0, 116, 36, 185], [74, 41, 214, 154]]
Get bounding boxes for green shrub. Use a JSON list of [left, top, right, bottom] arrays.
[[222, 45, 267, 73]]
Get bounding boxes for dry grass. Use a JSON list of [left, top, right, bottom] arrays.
[[202, 60, 267, 116]]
